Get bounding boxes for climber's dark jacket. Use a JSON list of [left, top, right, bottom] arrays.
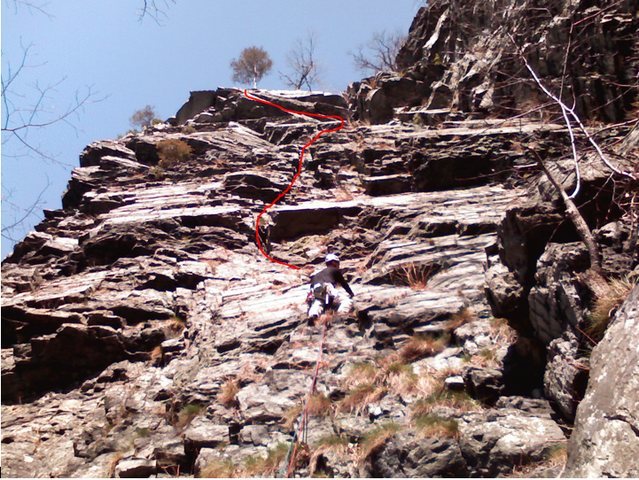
[[310, 266, 354, 297]]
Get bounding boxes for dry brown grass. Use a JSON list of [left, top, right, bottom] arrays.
[[281, 404, 303, 430], [341, 354, 423, 409], [411, 390, 480, 417], [218, 379, 240, 408], [198, 458, 236, 478], [343, 362, 377, 388], [357, 422, 401, 463], [413, 414, 459, 438], [107, 452, 124, 478], [282, 393, 332, 430], [398, 334, 449, 363], [489, 317, 517, 343], [510, 443, 567, 477], [175, 403, 204, 431], [588, 276, 635, 341], [149, 345, 163, 366], [390, 262, 437, 290], [309, 435, 350, 476], [447, 307, 474, 330], [242, 443, 289, 477], [338, 383, 387, 414], [157, 138, 192, 168], [307, 393, 332, 416], [164, 316, 186, 338]]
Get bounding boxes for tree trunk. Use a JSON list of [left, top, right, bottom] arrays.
[[536, 157, 602, 273]]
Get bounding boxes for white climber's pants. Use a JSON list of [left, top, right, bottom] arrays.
[[308, 283, 352, 317]]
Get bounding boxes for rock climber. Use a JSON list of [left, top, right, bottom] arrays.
[[257, 212, 273, 254], [307, 253, 354, 322]]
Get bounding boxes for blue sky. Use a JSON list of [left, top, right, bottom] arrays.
[[1, 0, 422, 258]]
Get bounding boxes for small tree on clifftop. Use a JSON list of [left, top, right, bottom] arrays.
[[230, 46, 273, 88], [130, 105, 158, 129]]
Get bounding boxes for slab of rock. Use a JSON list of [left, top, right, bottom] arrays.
[[566, 285, 639, 477], [115, 457, 156, 478], [183, 418, 228, 449], [459, 407, 566, 476], [369, 430, 468, 477], [544, 331, 588, 421]]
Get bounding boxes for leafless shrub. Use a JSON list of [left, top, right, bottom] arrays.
[[351, 30, 406, 74]]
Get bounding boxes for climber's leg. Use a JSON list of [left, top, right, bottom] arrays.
[[308, 299, 324, 319], [335, 290, 352, 314]]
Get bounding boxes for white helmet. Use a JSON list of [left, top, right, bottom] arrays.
[[325, 253, 340, 264]]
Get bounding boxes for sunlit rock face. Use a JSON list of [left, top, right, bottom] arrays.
[[2, 1, 638, 476]]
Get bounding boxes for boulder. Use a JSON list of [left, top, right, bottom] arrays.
[[459, 407, 566, 477], [115, 457, 156, 478], [369, 430, 468, 477], [566, 285, 639, 477]]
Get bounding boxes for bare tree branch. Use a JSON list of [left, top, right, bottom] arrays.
[[2, 46, 105, 166], [1, 176, 50, 243], [351, 30, 406, 74], [9, 0, 54, 19], [139, 0, 175, 24], [509, 34, 636, 182], [280, 32, 320, 91]]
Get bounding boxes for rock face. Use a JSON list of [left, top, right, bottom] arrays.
[[348, 0, 639, 124], [565, 285, 639, 477], [2, 1, 638, 478]]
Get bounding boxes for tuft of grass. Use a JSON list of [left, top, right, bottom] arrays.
[[281, 405, 303, 430], [343, 362, 377, 387], [390, 262, 437, 290], [164, 316, 186, 338], [242, 442, 289, 477], [447, 307, 474, 330], [107, 452, 124, 478], [413, 414, 459, 438], [149, 345, 163, 366], [175, 403, 204, 430], [398, 334, 449, 363], [358, 422, 401, 463], [307, 393, 332, 416], [157, 138, 192, 168], [510, 443, 567, 477], [309, 434, 350, 476], [588, 277, 635, 341], [218, 379, 240, 408], [382, 360, 419, 396], [134, 427, 151, 438], [338, 383, 387, 415], [411, 390, 480, 417], [489, 317, 517, 343], [199, 458, 236, 478]]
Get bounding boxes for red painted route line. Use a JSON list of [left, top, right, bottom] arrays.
[[243, 89, 346, 270]]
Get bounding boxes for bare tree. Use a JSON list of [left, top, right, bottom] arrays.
[[230, 46, 273, 88], [281, 33, 320, 91], [351, 30, 406, 74]]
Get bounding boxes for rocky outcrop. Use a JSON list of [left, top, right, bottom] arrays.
[[349, 0, 639, 124], [2, 0, 638, 476], [565, 285, 639, 477]]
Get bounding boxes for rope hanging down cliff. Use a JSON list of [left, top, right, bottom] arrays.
[[242, 90, 346, 270]]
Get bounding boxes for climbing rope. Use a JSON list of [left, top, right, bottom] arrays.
[[284, 319, 330, 477]]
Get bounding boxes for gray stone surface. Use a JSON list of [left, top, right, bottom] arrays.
[[566, 285, 639, 477]]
